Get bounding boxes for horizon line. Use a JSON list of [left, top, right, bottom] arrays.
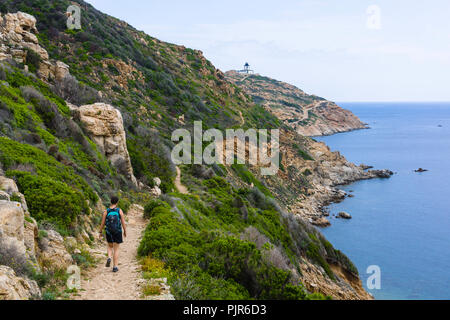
[[335, 101, 450, 104]]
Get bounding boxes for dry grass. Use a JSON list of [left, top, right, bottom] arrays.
[[142, 283, 162, 296]]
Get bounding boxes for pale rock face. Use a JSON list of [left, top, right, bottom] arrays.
[[150, 186, 162, 197], [153, 177, 161, 187], [54, 61, 70, 82], [0, 12, 48, 61], [39, 230, 74, 271], [75, 103, 138, 187], [0, 200, 25, 243], [0, 178, 36, 263], [0, 12, 69, 81], [23, 213, 39, 262], [0, 176, 19, 195], [150, 177, 162, 197], [0, 266, 41, 300]]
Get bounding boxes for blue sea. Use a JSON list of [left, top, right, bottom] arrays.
[[315, 102, 450, 300]]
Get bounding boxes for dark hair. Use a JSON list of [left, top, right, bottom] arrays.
[[111, 196, 119, 205]]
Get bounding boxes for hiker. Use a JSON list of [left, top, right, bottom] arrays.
[[98, 196, 127, 273]]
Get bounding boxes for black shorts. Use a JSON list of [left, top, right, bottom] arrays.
[[106, 230, 123, 244]]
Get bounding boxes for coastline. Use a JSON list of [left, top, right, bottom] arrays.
[[285, 137, 393, 228], [310, 125, 371, 139]]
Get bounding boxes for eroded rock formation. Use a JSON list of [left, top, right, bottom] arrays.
[[0, 11, 69, 81], [0, 266, 40, 300], [0, 174, 78, 299], [74, 103, 138, 187]]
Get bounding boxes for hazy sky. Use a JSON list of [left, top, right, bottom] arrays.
[[85, 0, 450, 102]]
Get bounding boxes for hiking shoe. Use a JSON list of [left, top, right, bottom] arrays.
[[106, 258, 111, 268], [112, 267, 119, 273]]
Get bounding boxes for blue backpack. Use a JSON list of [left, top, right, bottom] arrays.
[[105, 208, 122, 234]]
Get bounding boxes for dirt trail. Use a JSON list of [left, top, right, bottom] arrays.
[[75, 205, 147, 300], [175, 166, 189, 194], [300, 106, 313, 121], [238, 110, 245, 126]]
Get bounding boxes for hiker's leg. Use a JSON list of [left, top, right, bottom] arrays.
[[107, 243, 113, 259], [113, 243, 120, 267]]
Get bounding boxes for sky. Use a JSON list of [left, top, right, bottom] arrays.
[[85, 0, 450, 102]]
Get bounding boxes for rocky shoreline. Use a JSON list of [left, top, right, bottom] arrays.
[[284, 138, 394, 227]]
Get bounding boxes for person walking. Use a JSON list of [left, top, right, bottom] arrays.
[[99, 196, 127, 272]]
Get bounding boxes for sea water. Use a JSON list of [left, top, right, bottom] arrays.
[[315, 102, 450, 300]]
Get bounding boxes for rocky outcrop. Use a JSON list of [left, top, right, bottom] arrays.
[[0, 176, 19, 194], [281, 136, 393, 224], [0, 177, 39, 263], [0, 11, 69, 81], [0, 174, 78, 299], [225, 71, 367, 136], [338, 211, 352, 219], [0, 177, 41, 300], [311, 217, 331, 227], [73, 103, 138, 187], [149, 177, 162, 197], [39, 230, 74, 271], [300, 261, 372, 300], [0, 266, 40, 300]]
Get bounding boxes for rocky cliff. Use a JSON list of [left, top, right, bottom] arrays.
[[225, 71, 368, 136], [0, 12, 69, 81], [72, 103, 138, 187]]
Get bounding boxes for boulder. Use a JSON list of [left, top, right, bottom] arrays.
[[150, 186, 162, 197], [53, 61, 70, 82], [153, 177, 162, 187], [0, 176, 19, 195], [0, 12, 70, 81], [370, 169, 394, 179], [0, 200, 25, 242], [312, 217, 331, 227], [0, 184, 37, 263], [75, 103, 138, 187], [23, 214, 39, 261], [338, 212, 352, 219], [0, 266, 41, 300], [39, 230, 74, 270]]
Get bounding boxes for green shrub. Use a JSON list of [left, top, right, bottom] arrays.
[[117, 197, 131, 214], [293, 143, 314, 161], [231, 164, 271, 197], [10, 193, 21, 202], [9, 171, 89, 234], [0, 137, 97, 205], [24, 48, 41, 73], [143, 199, 170, 219]]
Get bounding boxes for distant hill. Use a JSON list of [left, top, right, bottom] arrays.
[[225, 71, 368, 136]]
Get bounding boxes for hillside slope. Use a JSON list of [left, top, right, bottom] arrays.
[[225, 71, 368, 136], [0, 1, 385, 300]]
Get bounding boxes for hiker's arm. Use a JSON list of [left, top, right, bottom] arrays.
[[99, 210, 107, 233], [120, 209, 127, 237]]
